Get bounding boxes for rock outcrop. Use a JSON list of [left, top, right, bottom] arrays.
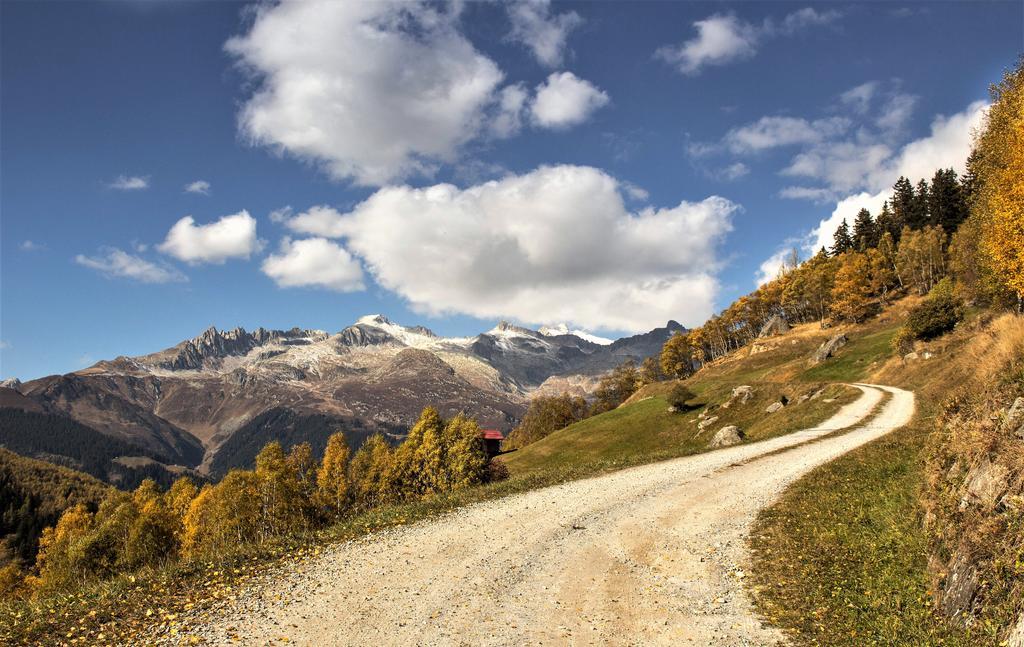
[[709, 425, 744, 448], [810, 334, 848, 364], [758, 315, 790, 338]]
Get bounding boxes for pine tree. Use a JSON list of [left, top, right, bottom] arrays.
[[928, 168, 967, 232], [891, 176, 916, 230], [316, 433, 350, 518], [908, 178, 931, 229], [831, 218, 853, 256], [852, 208, 878, 251], [875, 200, 901, 242]]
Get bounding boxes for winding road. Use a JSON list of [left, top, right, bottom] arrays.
[[192, 383, 914, 646]]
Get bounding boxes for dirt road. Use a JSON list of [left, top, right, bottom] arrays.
[[193, 383, 913, 646]]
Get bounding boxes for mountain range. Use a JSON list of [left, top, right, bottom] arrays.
[[0, 315, 682, 483]]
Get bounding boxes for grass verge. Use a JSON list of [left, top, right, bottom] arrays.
[[747, 413, 975, 646]]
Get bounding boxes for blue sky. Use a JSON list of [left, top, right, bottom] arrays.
[[1, 1, 1020, 380]]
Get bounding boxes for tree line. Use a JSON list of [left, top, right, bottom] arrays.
[[8, 407, 496, 598], [659, 56, 1024, 379]]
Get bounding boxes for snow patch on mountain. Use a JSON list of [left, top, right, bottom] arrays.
[[538, 323, 613, 345]]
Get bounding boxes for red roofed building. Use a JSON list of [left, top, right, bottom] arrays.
[[479, 429, 504, 458]]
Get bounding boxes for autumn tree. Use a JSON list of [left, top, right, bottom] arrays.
[[349, 435, 395, 510], [316, 433, 350, 518], [830, 252, 874, 322], [975, 58, 1024, 309], [897, 226, 947, 295], [438, 414, 488, 492], [590, 359, 640, 415], [639, 355, 664, 385], [660, 332, 697, 379], [505, 393, 588, 449]]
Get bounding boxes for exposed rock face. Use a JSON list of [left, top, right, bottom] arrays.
[[810, 334, 848, 364], [1006, 614, 1024, 647], [709, 425, 744, 448], [940, 554, 979, 618], [0, 377, 21, 390], [1007, 397, 1024, 439], [697, 416, 720, 432], [959, 456, 1010, 509], [765, 401, 785, 414], [758, 315, 790, 338]]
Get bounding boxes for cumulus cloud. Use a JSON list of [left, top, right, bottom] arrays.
[[320, 165, 736, 332], [530, 72, 609, 129], [507, 0, 582, 67], [490, 84, 529, 138], [281, 205, 346, 238], [755, 246, 800, 286], [261, 237, 364, 292], [75, 248, 187, 284], [184, 180, 211, 195], [108, 174, 149, 191], [158, 210, 262, 265], [226, 1, 508, 186], [656, 8, 840, 75]]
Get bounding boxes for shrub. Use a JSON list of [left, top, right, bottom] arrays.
[[484, 458, 509, 483], [666, 383, 697, 411], [904, 294, 964, 341]]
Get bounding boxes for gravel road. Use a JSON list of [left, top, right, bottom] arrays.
[[193, 383, 914, 646]]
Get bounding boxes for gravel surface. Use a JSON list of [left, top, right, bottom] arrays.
[[190, 383, 913, 646]]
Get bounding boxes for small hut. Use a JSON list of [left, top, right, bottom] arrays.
[[479, 429, 505, 458]]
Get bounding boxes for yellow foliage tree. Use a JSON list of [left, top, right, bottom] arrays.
[[349, 435, 395, 510], [316, 432, 351, 517], [31, 504, 94, 593], [439, 414, 488, 492], [975, 59, 1024, 308], [660, 332, 696, 379], [830, 252, 874, 322]]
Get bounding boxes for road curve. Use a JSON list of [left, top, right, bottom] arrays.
[[191, 383, 914, 646]]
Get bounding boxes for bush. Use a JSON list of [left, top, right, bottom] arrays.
[[666, 383, 697, 411], [904, 294, 964, 341]]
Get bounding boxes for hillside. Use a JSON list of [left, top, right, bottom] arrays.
[[0, 448, 111, 568]]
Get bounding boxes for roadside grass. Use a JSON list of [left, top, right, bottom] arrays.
[[800, 327, 899, 384], [747, 414, 974, 646], [502, 383, 858, 478]]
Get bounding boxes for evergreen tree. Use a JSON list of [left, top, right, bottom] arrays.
[[891, 176, 915, 231], [875, 201, 901, 243], [831, 218, 853, 255], [928, 168, 967, 232], [908, 178, 931, 229], [852, 208, 879, 251]]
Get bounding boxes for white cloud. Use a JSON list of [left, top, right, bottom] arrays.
[[724, 116, 850, 153], [20, 240, 44, 252], [507, 0, 582, 67], [158, 210, 262, 265], [490, 84, 529, 138], [876, 92, 917, 133], [75, 248, 187, 284], [839, 81, 878, 114], [261, 237, 364, 292], [530, 72, 609, 129], [327, 165, 737, 332], [656, 8, 839, 76], [0, 341, 10, 351], [184, 180, 211, 195], [282, 205, 346, 238], [756, 247, 796, 286], [807, 190, 891, 253], [782, 141, 894, 193], [226, 1, 507, 186], [109, 174, 149, 191]]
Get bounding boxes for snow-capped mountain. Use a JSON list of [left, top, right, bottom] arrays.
[[1, 315, 684, 481]]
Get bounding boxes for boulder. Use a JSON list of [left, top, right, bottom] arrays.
[[729, 385, 754, 405], [709, 425, 744, 448], [758, 314, 790, 338], [1007, 397, 1024, 439], [903, 351, 919, 361], [765, 401, 785, 414], [809, 334, 848, 364], [959, 456, 1010, 509]]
